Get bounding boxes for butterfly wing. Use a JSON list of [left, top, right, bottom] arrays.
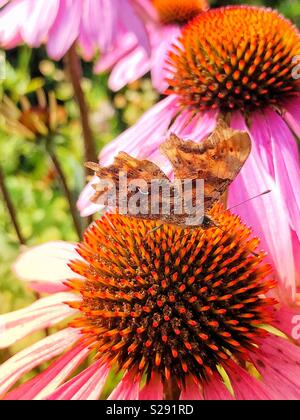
[[86, 152, 170, 221], [160, 121, 251, 211]]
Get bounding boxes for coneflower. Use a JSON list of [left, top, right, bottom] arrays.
[[1, 207, 300, 400], [97, 0, 209, 92], [79, 6, 300, 301], [0, 0, 150, 61]]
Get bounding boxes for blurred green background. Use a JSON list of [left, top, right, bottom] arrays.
[[0, 0, 299, 367]]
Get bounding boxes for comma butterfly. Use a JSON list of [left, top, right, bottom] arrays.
[[86, 120, 251, 228]]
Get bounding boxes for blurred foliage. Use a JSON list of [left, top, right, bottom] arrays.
[[212, 0, 300, 25], [0, 0, 299, 382]]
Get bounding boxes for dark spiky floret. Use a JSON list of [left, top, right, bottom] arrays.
[[166, 6, 300, 112], [152, 0, 208, 25]]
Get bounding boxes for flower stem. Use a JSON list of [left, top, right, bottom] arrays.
[[47, 147, 83, 240], [163, 377, 181, 400], [0, 165, 26, 246], [64, 44, 97, 171]]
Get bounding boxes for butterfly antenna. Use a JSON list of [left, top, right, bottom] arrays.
[[226, 190, 271, 213]]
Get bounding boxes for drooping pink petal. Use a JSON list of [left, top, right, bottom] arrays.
[[13, 241, 82, 293], [46, 360, 109, 401], [272, 304, 300, 344], [94, 0, 119, 54], [108, 372, 139, 400], [251, 335, 300, 400], [229, 112, 296, 299], [100, 95, 179, 165], [226, 363, 274, 400], [283, 96, 300, 139], [0, 0, 27, 48], [46, 0, 81, 60], [122, 0, 151, 56], [246, 111, 275, 176], [139, 374, 163, 400], [174, 109, 218, 141], [146, 110, 218, 177], [202, 373, 234, 400], [180, 378, 203, 400], [0, 292, 79, 348], [77, 177, 104, 217], [79, 0, 107, 60], [292, 231, 300, 285], [132, 0, 158, 23], [0, 328, 81, 397], [20, 0, 59, 47], [5, 344, 89, 400], [151, 24, 180, 93], [77, 96, 179, 217], [0, 0, 10, 8], [264, 108, 300, 241], [108, 46, 151, 91], [95, 33, 137, 73]]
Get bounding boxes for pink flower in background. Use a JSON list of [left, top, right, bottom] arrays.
[[97, 0, 209, 92], [78, 6, 300, 301], [2, 209, 300, 400], [0, 0, 150, 60]]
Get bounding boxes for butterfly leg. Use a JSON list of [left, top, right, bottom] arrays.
[[146, 224, 164, 236]]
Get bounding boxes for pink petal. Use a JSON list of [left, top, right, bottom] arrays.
[[292, 231, 300, 285], [108, 46, 151, 91], [77, 96, 179, 217], [226, 363, 274, 400], [79, 0, 105, 59], [264, 108, 300, 241], [180, 378, 203, 400], [108, 372, 139, 400], [251, 335, 300, 400], [100, 95, 179, 165], [247, 111, 274, 176], [151, 24, 180, 93], [0, 0, 27, 48], [283, 96, 300, 139], [229, 112, 296, 299], [146, 110, 218, 177], [139, 374, 163, 400], [95, 33, 137, 73], [77, 177, 104, 217], [174, 109, 218, 141], [21, 0, 60, 47], [203, 373, 234, 400], [132, 0, 158, 23], [0, 292, 79, 348], [96, 0, 118, 52], [273, 304, 300, 343], [46, 0, 81, 60], [0, 328, 81, 397], [0, 1, 10, 7], [13, 241, 82, 293], [46, 360, 109, 400], [122, 0, 151, 56], [5, 344, 89, 400]]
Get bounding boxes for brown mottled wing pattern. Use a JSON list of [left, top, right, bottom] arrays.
[[160, 121, 251, 212], [86, 152, 170, 221], [86, 121, 251, 226]]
